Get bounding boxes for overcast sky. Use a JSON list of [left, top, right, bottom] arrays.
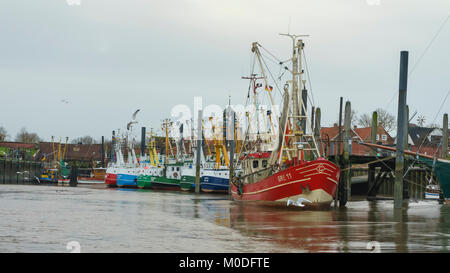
[[1, 0, 449, 142]]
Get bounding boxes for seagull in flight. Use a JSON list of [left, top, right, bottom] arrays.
[[127, 109, 140, 130]]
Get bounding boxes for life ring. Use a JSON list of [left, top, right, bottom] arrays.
[[173, 172, 178, 178]]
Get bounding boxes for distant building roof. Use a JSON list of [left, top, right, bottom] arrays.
[[37, 142, 103, 161], [0, 142, 37, 149]]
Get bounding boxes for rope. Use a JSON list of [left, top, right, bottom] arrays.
[[339, 156, 396, 172], [361, 142, 435, 191], [302, 47, 316, 107]]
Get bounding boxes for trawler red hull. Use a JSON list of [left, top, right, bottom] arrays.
[[105, 173, 117, 187], [231, 158, 340, 207]]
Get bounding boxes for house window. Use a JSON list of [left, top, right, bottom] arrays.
[[382, 134, 387, 141], [376, 134, 380, 141]]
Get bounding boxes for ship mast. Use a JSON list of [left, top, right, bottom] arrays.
[[278, 34, 320, 162], [242, 74, 264, 141], [162, 119, 172, 165]]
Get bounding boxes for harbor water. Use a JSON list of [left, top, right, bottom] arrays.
[[0, 184, 449, 253]]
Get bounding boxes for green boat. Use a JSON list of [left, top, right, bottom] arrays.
[[180, 161, 196, 191], [151, 163, 183, 191], [137, 174, 153, 189], [137, 130, 162, 189]]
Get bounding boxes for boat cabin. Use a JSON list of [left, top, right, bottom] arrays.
[[240, 152, 271, 184]]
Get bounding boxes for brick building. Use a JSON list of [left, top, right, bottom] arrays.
[[320, 124, 394, 156]]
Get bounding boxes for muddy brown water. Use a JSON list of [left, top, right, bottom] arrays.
[[0, 184, 449, 252]]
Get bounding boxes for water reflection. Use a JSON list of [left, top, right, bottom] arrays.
[[203, 198, 450, 253], [0, 184, 449, 253]]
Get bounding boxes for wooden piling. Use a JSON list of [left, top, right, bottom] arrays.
[[195, 110, 202, 194], [394, 51, 409, 209], [228, 111, 236, 197], [343, 100, 352, 201], [101, 136, 105, 168], [367, 111, 378, 198], [337, 97, 343, 162], [141, 127, 146, 157]]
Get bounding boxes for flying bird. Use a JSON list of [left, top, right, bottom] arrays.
[[127, 109, 140, 130]]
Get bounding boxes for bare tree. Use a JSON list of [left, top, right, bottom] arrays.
[[15, 127, 41, 143], [357, 108, 396, 133], [0, 126, 8, 142], [335, 109, 358, 126], [71, 135, 97, 145]]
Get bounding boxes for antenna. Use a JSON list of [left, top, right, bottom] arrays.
[[288, 17, 291, 35]]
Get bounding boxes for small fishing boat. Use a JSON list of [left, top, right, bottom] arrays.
[[116, 111, 141, 188], [425, 184, 441, 200], [75, 167, 106, 184], [39, 168, 59, 184], [201, 167, 229, 193], [105, 132, 127, 187], [137, 130, 162, 189], [417, 157, 449, 202], [105, 166, 119, 187], [180, 161, 196, 191], [116, 167, 139, 188], [151, 163, 182, 190], [137, 166, 162, 189]]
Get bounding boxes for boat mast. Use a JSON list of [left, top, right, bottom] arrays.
[[278, 34, 320, 161], [242, 74, 264, 141], [162, 119, 172, 165]]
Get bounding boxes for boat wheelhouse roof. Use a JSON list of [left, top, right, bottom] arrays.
[[241, 152, 271, 160]]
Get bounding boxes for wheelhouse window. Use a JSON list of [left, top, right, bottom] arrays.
[[262, 160, 268, 168], [253, 160, 259, 168]]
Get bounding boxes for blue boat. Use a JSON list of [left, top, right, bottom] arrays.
[[200, 169, 229, 193], [117, 172, 138, 188]]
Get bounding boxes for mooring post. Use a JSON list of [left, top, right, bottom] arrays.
[[343, 101, 352, 202], [371, 111, 378, 146], [141, 127, 146, 158], [368, 111, 378, 198], [394, 51, 409, 209], [195, 110, 202, 194], [111, 130, 116, 163], [337, 97, 343, 162], [101, 136, 105, 168], [404, 105, 410, 199], [228, 111, 236, 198], [442, 113, 448, 159]]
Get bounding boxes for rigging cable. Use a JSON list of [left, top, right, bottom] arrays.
[[384, 15, 450, 111], [302, 47, 317, 107]]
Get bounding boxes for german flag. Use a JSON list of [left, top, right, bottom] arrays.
[[265, 85, 273, 91]]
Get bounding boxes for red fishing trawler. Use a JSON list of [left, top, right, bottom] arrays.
[[231, 35, 340, 208]]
